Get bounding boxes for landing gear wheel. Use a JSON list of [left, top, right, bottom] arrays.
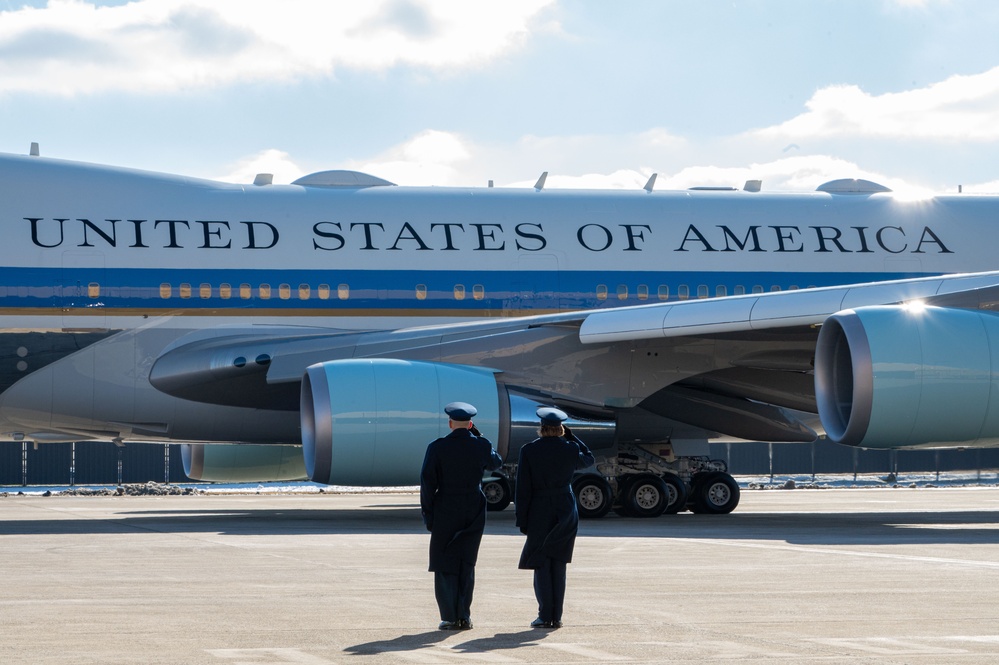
[[660, 474, 688, 515], [690, 472, 740, 514], [572, 475, 613, 519], [623, 473, 670, 517], [482, 477, 512, 512]]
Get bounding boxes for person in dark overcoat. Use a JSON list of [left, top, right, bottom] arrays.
[[515, 407, 595, 629], [420, 401, 503, 631]]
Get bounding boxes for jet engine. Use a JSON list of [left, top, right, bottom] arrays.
[[300, 358, 617, 486], [814, 305, 999, 449], [182, 443, 307, 482]]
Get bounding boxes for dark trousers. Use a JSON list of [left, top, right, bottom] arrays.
[[533, 557, 567, 622], [434, 562, 475, 622]]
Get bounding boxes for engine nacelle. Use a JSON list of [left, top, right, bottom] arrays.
[[301, 359, 619, 486], [815, 305, 999, 449], [182, 443, 307, 482], [301, 360, 502, 485]]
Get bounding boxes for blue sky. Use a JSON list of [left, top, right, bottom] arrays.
[[2, 0, 999, 193]]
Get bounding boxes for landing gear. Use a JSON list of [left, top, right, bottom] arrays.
[[622, 473, 670, 517], [572, 475, 613, 519], [482, 476, 512, 512], [572, 444, 740, 518], [688, 471, 740, 514], [660, 473, 688, 515]]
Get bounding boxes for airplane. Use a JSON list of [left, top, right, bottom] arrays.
[[3, 148, 999, 518]]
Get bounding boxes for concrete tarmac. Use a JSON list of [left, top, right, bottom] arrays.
[[4, 487, 999, 664]]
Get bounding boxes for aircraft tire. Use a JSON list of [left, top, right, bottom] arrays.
[[661, 473, 688, 515], [623, 473, 670, 517], [690, 471, 740, 514], [483, 477, 512, 512], [572, 475, 613, 519]]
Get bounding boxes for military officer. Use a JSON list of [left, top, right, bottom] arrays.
[[515, 407, 595, 629], [420, 401, 503, 631]]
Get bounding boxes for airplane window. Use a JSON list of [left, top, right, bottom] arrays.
[[617, 285, 628, 300], [220, 283, 232, 299], [240, 283, 252, 299], [658, 285, 669, 301], [259, 284, 271, 299], [752, 285, 764, 294], [789, 285, 799, 290], [88, 282, 100, 298], [338, 284, 349, 300], [299, 284, 310, 300], [678, 285, 689, 300], [454, 285, 466, 300], [473, 284, 485, 301], [416, 284, 427, 300], [637, 284, 648, 301], [279, 284, 291, 300], [180, 283, 192, 299], [734, 285, 745, 296], [318, 284, 331, 300], [716, 285, 727, 297], [200, 283, 211, 299], [770, 285, 781, 292], [697, 285, 709, 299], [159, 283, 171, 299], [596, 285, 608, 301]]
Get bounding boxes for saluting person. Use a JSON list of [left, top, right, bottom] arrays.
[[515, 407, 595, 629], [420, 401, 503, 631]]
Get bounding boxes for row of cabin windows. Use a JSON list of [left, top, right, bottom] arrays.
[[595, 283, 810, 301], [79, 282, 815, 301]]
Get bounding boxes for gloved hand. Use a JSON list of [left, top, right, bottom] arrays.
[[562, 425, 574, 440], [469, 425, 481, 437]]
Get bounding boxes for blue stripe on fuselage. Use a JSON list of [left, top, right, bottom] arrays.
[[0, 267, 931, 313]]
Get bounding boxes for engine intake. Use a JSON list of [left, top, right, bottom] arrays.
[[815, 305, 999, 448]]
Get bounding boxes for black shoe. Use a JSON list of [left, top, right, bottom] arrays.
[[438, 620, 457, 630], [455, 619, 473, 630], [530, 617, 549, 628], [550, 620, 562, 629]]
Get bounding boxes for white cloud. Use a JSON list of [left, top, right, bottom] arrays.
[[344, 129, 472, 186], [757, 66, 999, 141], [0, 0, 555, 95], [214, 148, 304, 184]]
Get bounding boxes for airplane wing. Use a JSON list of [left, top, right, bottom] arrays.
[[579, 270, 999, 343]]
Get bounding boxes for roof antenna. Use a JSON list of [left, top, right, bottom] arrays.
[[534, 171, 548, 191], [29, 142, 39, 157], [643, 173, 658, 192]]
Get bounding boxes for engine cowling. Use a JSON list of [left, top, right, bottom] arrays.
[[815, 305, 999, 449], [182, 443, 307, 482], [301, 360, 503, 486]]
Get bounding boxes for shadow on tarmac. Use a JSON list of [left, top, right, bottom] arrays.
[[4, 501, 999, 546], [344, 629, 450, 656], [344, 628, 547, 657]]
